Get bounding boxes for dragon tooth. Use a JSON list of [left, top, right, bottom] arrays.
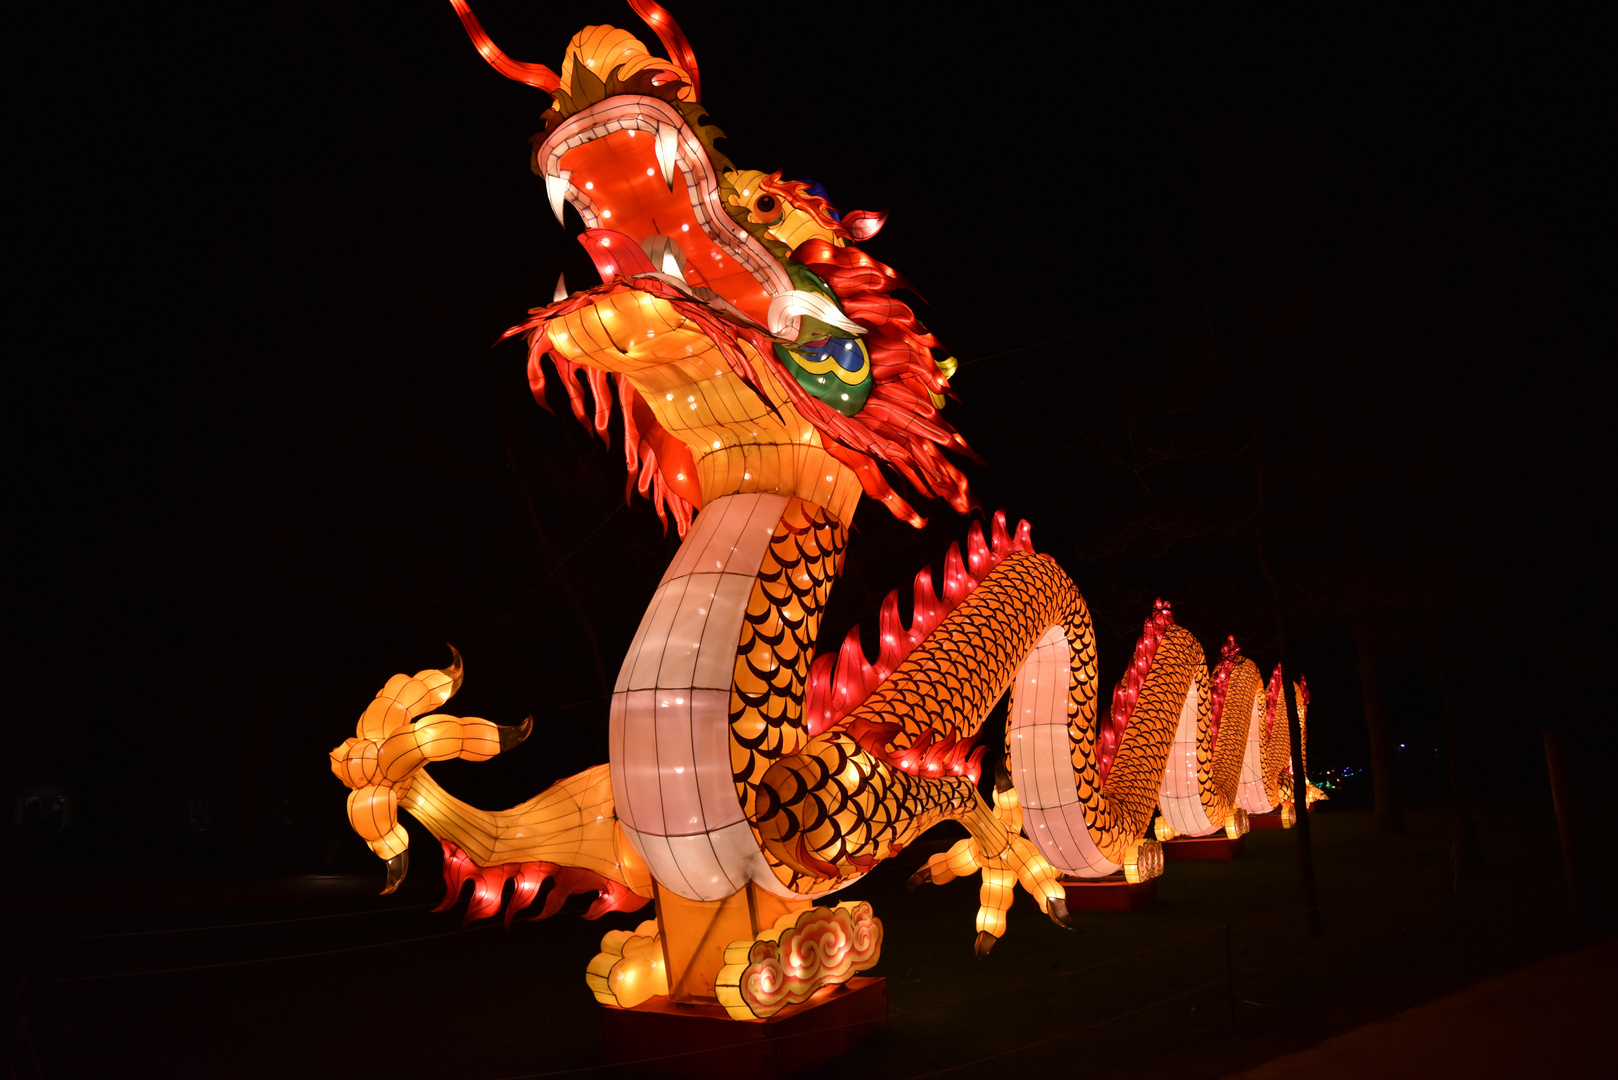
[[653, 120, 678, 189], [545, 169, 572, 227], [766, 290, 866, 338], [553, 273, 568, 302]]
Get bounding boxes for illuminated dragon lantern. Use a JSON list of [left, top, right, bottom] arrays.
[[328, 1, 1315, 1021]]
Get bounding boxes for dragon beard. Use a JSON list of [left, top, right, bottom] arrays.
[[505, 241, 974, 536]]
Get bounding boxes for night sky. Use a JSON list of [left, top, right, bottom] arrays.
[[9, 2, 1604, 877]]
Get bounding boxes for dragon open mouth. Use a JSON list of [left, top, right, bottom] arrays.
[[535, 96, 791, 329]]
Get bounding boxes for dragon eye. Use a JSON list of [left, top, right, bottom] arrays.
[[755, 195, 777, 214]]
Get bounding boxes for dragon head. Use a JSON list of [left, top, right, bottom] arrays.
[[451, 1, 973, 535]]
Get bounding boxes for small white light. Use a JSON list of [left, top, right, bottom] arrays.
[[680, 223, 689, 232], [646, 167, 655, 176], [743, 472, 751, 479], [712, 440, 722, 449], [602, 209, 612, 218], [603, 264, 614, 274], [742, 189, 750, 196], [676, 473, 685, 480], [840, 393, 849, 400], [584, 181, 594, 190], [844, 343, 853, 350], [666, 393, 674, 400]]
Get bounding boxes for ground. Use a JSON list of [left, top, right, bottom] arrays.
[[7, 801, 1613, 1078]]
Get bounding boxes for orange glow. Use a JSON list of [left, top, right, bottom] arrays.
[[556, 131, 769, 324]]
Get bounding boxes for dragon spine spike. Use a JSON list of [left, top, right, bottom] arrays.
[[1206, 636, 1242, 753], [1265, 663, 1285, 739], [803, 510, 1035, 743], [966, 520, 991, 577], [1100, 599, 1177, 786]]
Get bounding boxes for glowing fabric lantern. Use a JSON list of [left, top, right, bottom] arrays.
[[326, 2, 1288, 1018], [1157, 635, 1263, 839]]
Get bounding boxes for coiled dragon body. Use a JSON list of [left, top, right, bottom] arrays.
[[328, 2, 1312, 1020]]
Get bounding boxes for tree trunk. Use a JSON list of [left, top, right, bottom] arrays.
[[1429, 618, 1481, 882], [1255, 432, 1321, 937], [1352, 611, 1404, 833], [1542, 728, 1585, 919]]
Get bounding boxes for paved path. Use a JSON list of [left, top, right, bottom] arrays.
[[1226, 936, 1617, 1079]]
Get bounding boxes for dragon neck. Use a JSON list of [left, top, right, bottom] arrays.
[[543, 293, 867, 527], [609, 491, 847, 901], [628, 344, 865, 525]]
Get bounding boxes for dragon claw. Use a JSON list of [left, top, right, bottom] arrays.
[[499, 714, 534, 753], [974, 931, 998, 961], [382, 850, 409, 895], [1046, 896, 1080, 931], [906, 865, 933, 891]]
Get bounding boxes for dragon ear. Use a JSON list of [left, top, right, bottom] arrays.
[[842, 210, 887, 241]]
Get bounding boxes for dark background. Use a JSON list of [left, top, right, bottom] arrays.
[[6, 2, 1605, 883]]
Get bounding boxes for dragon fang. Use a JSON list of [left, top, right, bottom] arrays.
[[327, 1, 1318, 1021]]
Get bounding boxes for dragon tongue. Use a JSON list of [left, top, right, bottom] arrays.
[[577, 228, 655, 283]]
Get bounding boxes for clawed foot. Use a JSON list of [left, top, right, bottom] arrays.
[[912, 783, 1075, 955]]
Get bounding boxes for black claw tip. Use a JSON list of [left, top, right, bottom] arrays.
[[1047, 897, 1080, 930], [499, 715, 534, 753], [382, 850, 409, 895], [974, 931, 998, 961]]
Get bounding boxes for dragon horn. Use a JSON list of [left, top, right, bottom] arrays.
[[448, 1, 562, 92], [626, 0, 701, 101]]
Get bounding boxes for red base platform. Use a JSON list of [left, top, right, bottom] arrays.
[[599, 976, 887, 1079], [1060, 874, 1158, 912], [1163, 834, 1246, 860], [1248, 810, 1289, 830]]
